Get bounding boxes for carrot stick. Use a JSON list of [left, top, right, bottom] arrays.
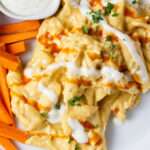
[[0, 43, 14, 124], [0, 20, 40, 34], [0, 30, 38, 44], [6, 41, 26, 54], [0, 99, 13, 124], [0, 122, 30, 143], [0, 136, 17, 150], [0, 50, 19, 71]]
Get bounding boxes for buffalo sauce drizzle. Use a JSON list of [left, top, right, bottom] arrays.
[[11, 90, 50, 111], [38, 31, 79, 56], [80, 121, 103, 146]]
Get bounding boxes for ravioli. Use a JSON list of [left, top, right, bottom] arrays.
[[7, 0, 150, 150]]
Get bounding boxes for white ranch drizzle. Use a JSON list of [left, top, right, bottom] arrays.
[[24, 67, 34, 79], [68, 118, 89, 144], [47, 104, 66, 124], [75, 0, 148, 83], [36, 61, 124, 83], [38, 82, 58, 104], [101, 66, 123, 83]]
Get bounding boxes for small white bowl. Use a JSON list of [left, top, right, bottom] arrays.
[[0, 0, 61, 20]]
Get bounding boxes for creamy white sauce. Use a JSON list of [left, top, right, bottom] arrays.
[[24, 67, 34, 79], [36, 61, 124, 83], [140, 0, 150, 10], [40, 61, 100, 78], [68, 118, 89, 144], [1, 0, 54, 16], [113, 117, 124, 126], [101, 66, 123, 83], [47, 104, 66, 124], [38, 82, 58, 104], [101, 0, 119, 7], [0, 145, 5, 150], [75, 0, 149, 83]]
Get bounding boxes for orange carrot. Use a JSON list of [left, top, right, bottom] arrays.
[[0, 20, 40, 34], [6, 41, 26, 54], [0, 50, 19, 71], [0, 30, 38, 44], [0, 136, 17, 150], [0, 43, 14, 124], [0, 99, 13, 124], [0, 122, 30, 143]]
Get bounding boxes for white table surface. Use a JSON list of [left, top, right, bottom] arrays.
[[0, 12, 150, 150]]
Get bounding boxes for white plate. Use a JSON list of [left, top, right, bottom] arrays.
[[0, 12, 150, 150]]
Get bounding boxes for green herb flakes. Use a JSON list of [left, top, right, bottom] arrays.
[[68, 96, 83, 106], [94, 124, 99, 129], [89, 10, 104, 23], [81, 26, 89, 34], [68, 137, 73, 144], [85, 129, 89, 132], [110, 44, 115, 49], [105, 2, 114, 16], [40, 112, 48, 118], [106, 35, 111, 41], [75, 144, 80, 150], [112, 13, 118, 17], [55, 104, 60, 110], [132, 0, 137, 4]]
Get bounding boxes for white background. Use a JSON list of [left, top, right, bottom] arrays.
[[0, 12, 150, 150]]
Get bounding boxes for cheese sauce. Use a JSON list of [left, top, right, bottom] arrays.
[[1, 0, 54, 16]]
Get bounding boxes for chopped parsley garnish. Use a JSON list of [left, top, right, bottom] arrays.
[[85, 129, 89, 132], [89, 10, 104, 23], [68, 96, 83, 106], [94, 124, 99, 129], [132, 0, 137, 4], [105, 2, 114, 16], [68, 137, 73, 144], [106, 35, 111, 41], [75, 144, 80, 150], [111, 56, 115, 60], [55, 104, 60, 109], [123, 38, 126, 41], [110, 44, 115, 49], [81, 26, 89, 34], [40, 112, 48, 118], [77, 103, 81, 106], [112, 13, 118, 17]]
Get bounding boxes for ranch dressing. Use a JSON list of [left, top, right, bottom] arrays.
[[1, 0, 54, 16]]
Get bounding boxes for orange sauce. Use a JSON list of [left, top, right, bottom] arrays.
[[34, 133, 69, 139], [87, 52, 99, 61], [113, 108, 119, 115], [80, 121, 94, 130], [22, 75, 31, 85], [66, 78, 92, 87], [89, 132, 101, 145], [88, 0, 106, 9], [11, 90, 49, 111], [102, 57, 120, 70], [114, 4, 120, 12], [61, 48, 78, 57], [125, 7, 137, 18]]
